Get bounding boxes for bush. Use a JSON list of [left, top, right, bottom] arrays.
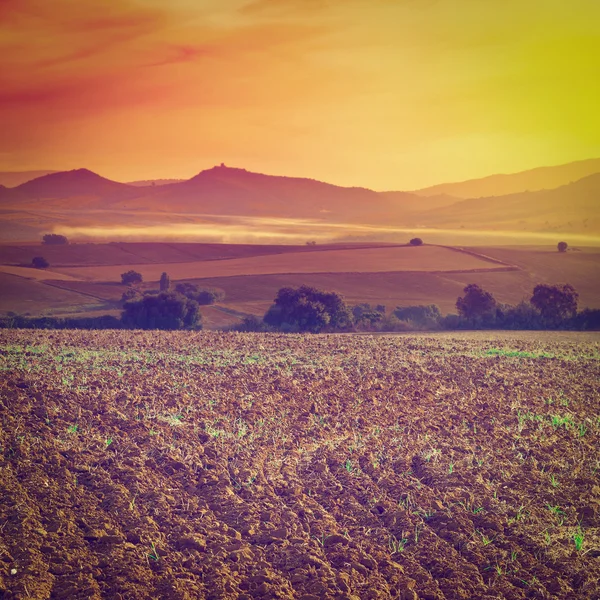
[[264, 286, 353, 333], [394, 304, 441, 329], [32, 256, 49, 269], [496, 301, 543, 330], [121, 288, 141, 305], [409, 238, 423, 246], [0, 315, 122, 330], [232, 315, 275, 332], [121, 292, 201, 330], [557, 241, 568, 253], [573, 308, 600, 331], [352, 303, 385, 329], [42, 234, 68, 245], [121, 270, 143, 286], [175, 283, 224, 305]]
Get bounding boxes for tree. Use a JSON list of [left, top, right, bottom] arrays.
[[264, 286, 352, 333], [121, 292, 201, 330], [557, 241, 568, 253], [174, 283, 224, 305], [42, 234, 68, 245], [409, 238, 423, 246], [456, 284, 497, 320], [121, 270, 143, 286], [530, 284, 578, 324], [160, 272, 170, 291], [120, 288, 141, 305], [32, 256, 49, 269]]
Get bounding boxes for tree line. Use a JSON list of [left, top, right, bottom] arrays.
[[235, 283, 599, 333], [3, 281, 597, 331]]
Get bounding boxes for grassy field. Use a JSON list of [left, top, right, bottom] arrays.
[[1, 330, 599, 599], [50, 246, 500, 282], [0, 243, 598, 322], [0, 242, 393, 268]]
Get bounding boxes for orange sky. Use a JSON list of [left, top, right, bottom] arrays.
[[1, 0, 598, 190]]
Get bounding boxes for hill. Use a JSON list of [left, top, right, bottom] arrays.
[[118, 165, 413, 223], [0, 162, 599, 243], [412, 158, 600, 198], [14, 169, 135, 202], [417, 174, 600, 234]]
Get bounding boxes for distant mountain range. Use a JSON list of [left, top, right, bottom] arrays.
[[412, 158, 600, 198], [0, 160, 598, 241]]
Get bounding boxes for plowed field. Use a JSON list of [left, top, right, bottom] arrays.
[[1, 331, 599, 599]]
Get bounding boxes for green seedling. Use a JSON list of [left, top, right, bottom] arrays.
[[148, 542, 160, 561], [389, 535, 408, 554], [573, 527, 585, 551], [476, 530, 494, 546], [67, 424, 78, 434]]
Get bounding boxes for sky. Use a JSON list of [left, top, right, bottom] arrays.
[[1, 0, 599, 190]]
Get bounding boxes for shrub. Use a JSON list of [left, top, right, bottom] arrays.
[[409, 237, 423, 246], [574, 308, 600, 331], [121, 292, 201, 330], [394, 304, 441, 328], [42, 234, 68, 245], [557, 241, 568, 253], [233, 315, 275, 332], [121, 270, 143, 286], [175, 283, 224, 305], [121, 288, 141, 305], [32, 256, 49, 269], [352, 303, 385, 329], [497, 301, 543, 330]]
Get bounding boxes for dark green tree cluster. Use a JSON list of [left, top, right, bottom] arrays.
[[121, 270, 143, 286], [42, 234, 68, 245], [263, 286, 353, 333], [175, 283, 224, 305], [32, 256, 49, 269], [121, 292, 201, 330], [530, 283, 578, 325], [352, 303, 386, 327], [393, 304, 441, 329]]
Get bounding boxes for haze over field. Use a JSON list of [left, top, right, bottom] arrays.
[[0, 160, 599, 245]]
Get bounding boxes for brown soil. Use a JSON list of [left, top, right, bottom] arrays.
[[0, 331, 599, 599]]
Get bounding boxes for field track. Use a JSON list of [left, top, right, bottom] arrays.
[[1, 330, 599, 599]]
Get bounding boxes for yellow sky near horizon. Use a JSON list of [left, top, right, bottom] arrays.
[[0, 0, 598, 189]]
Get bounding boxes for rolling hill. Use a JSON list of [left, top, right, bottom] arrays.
[[416, 174, 600, 232], [0, 162, 598, 243], [15, 168, 135, 201], [412, 158, 600, 198]]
